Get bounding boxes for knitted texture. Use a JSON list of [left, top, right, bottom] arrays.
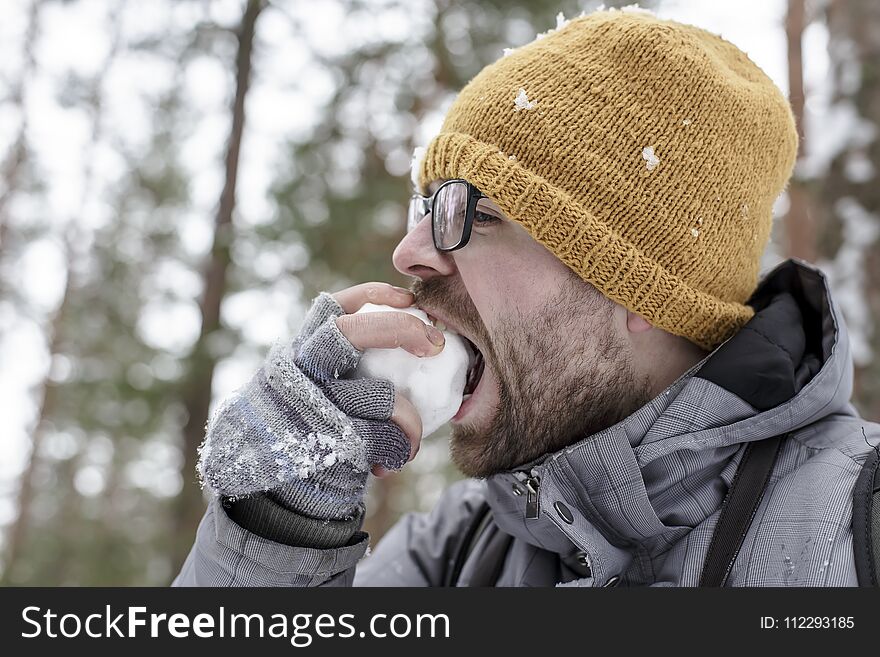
[[197, 292, 411, 522], [225, 491, 365, 548], [418, 9, 798, 350]]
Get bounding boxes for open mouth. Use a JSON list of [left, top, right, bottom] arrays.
[[426, 313, 485, 397], [462, 338, 484, 396]]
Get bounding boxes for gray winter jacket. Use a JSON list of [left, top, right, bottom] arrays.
[[173, 260, 880, 587]]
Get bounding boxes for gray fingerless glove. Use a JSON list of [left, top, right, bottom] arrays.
[[196, 292, 410, 544]]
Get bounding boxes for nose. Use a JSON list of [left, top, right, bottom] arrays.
[[392, 212, 457, 280]]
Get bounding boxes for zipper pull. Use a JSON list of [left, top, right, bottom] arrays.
[[524, 476, 540, 519]]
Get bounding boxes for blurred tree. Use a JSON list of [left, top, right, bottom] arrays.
[[815, 0, 880, 420], [2, 0, 127, 584], [173, 0, 266, 570], [0, 0, 47, 308], [3, 0, 198, 585], [784, 0, 816, 262]]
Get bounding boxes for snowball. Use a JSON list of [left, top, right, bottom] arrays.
[[514, 88, 537, 112], [348, 303, 474, 440], [642, 146, 660, 171]]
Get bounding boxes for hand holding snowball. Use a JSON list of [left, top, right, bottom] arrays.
[[196, 282, 446, 528], [347, 303, 471, 441]]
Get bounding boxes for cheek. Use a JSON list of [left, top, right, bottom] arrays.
[[456, 251, 555, 330]]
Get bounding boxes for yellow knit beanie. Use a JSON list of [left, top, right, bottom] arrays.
[[418, 9, 798, 350]]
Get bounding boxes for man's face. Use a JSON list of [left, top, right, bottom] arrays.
[[392, 180, 650, 478]]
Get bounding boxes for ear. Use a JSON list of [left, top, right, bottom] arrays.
[[626, 310, 653, 334]]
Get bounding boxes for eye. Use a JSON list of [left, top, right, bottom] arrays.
[[474, 210, 501, 225]]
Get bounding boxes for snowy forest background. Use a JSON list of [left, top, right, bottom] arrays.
[[0, 0, 877, 585]]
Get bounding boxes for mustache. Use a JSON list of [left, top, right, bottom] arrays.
[[408, 278, 486, 345]]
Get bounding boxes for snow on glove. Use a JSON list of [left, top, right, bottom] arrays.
[[196, 291, 410, 522]]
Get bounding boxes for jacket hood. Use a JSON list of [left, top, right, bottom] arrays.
[[484, 259, 856, 586]]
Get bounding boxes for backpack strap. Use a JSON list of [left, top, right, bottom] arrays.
[[700, 434, 787, 587], [444, 502, 493, 587], [445, 502, 514, 587], [852, 443, 880, 587]]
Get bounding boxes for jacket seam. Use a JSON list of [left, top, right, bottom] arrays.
[[229, 516, 250, 586], [739, 324, 797, 368], [788, 425, 876, 469], [221, 547, 363, 580]]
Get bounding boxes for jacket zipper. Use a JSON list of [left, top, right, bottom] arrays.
[[524, 476, 540, 519]]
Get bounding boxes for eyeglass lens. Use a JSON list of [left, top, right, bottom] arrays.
[[407, 181, 470, 250], [433, 182, 468, 250]]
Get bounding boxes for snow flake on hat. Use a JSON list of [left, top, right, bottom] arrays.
[[514, 88, 537, 112], [642, 146, 660, 171], [523, 11, 581, 47], [410, 146, 427, 191], [534, 12, 570, 41], [603, 4, 655, 16], [554, 12, 570, 30]]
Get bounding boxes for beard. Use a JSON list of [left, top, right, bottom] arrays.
[[411, 271, 652, 479]]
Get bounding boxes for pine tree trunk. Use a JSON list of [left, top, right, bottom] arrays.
[[2, 254, 72, 583], [2, 1, 125, 583], [172, 0, 265, 571], [784, 0, 816, 262]]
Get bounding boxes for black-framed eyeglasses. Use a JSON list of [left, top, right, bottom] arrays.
[[407, 179, 487, 252]]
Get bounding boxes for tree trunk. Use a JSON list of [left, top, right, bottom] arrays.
[[783, 0, 816, 262], [2, 2, 124, 582], [172, 0, 265, 571], [1, 251, 72, 583]]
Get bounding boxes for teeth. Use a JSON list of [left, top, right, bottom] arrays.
[[426, 313, 447, 332]]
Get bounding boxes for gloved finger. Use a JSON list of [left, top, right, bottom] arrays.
[[390, 391, 422, 460], [295, 292, 347, 347], [326, 380, 422, 461], [293, 315, 362, 383], [350, 417, 412, 471], [320, 377, 396, 421]]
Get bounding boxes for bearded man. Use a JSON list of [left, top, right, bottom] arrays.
[[174, 9, 880, 587]]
